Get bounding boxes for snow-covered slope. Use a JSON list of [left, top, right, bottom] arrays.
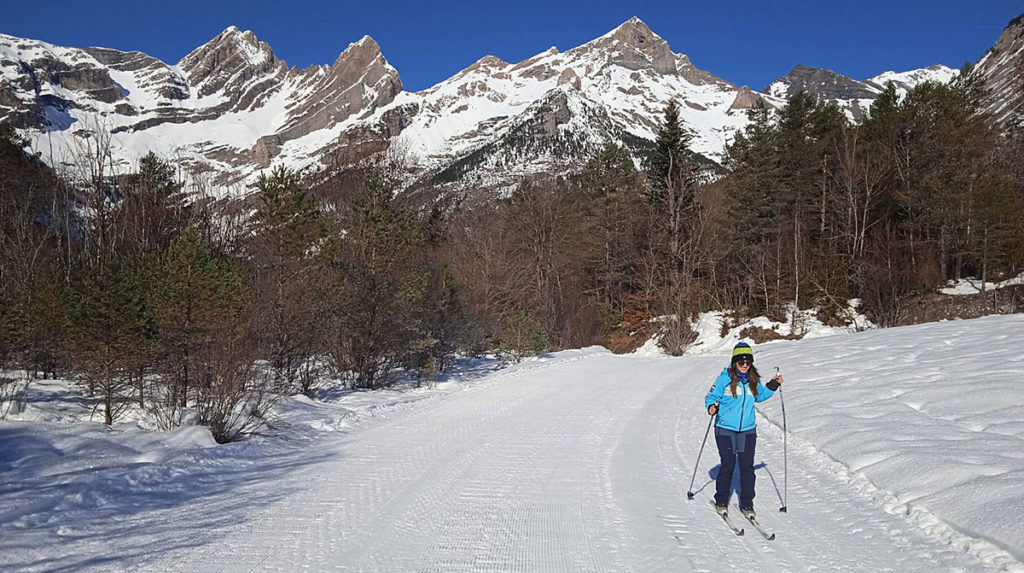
[[2, 315, 1022, 571]]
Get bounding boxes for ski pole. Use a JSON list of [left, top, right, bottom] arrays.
[[777, 366, 788, 513], [686, 403, 716, 500]]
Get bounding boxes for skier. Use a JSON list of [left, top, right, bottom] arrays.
[[704, 342, 783, 519]]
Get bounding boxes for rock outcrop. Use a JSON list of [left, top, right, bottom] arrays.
[[973, 14, 1024, 130], [766, 65, 878, 101], [728, 86, 765, 112]]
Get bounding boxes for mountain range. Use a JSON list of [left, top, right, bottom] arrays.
[[1, 16, 1020, 197]]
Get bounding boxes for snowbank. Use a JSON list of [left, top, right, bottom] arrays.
[[941, 271, 1024, 295], [635, 300, 875, 358], [756, 314, 1024, 570]]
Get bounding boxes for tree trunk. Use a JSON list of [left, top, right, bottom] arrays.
[[793, 211, 800, 335]]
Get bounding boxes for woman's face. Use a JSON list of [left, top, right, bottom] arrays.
[[736, 357, 752, 373]]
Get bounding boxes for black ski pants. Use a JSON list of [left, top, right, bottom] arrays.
[[713, 428, 757, 509]]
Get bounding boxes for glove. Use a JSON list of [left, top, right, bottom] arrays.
[[708, 403, 718, 416]]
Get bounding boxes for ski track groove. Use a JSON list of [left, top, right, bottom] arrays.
[[123, 353, 1000, 573]]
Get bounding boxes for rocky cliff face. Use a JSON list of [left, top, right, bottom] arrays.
[[277, 37, 401, 143], [973, 14, 1024, 131], [178, 27, 290, 111], [767, 65, 878, 101]]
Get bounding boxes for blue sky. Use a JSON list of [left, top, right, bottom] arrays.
[[2, 1, 1020, 92]]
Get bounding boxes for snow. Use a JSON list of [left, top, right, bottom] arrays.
[[636, 301, 876, 359], [868, 66, 959, 91], [683, 302, 875, 358], [2, 314, 1023, 571], [234, 31, 270, 67], [941, 272, 1024, 295]]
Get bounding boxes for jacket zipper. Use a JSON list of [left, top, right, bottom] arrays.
[[736, 384, 747, 431]]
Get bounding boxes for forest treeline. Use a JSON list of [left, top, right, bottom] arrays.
[[1, 75, 1022, 440]]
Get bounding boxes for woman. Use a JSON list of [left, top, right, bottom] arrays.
[[704, 342, 783, 518]]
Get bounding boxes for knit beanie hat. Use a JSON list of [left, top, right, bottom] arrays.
[[731, 342, 754, 364]]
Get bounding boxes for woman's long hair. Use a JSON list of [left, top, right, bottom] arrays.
[[728, 363, 760, 397]]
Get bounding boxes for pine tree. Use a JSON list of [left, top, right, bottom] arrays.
[[575, 143, 649, 319], [646, 100, 703, 305], [647, 100, 696, 210], [248, 166, 325, 393], [69, 259, 148, 424], [151, 226, 242, 410], [320, 173, 427, 389], [118, 152, 190, 258]]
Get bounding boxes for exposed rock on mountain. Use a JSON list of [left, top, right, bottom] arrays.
[[763, 64, 957, 122], [276, 36, 401, 142], [328, 18, 760, 196], [973, 14, 1024, 131], [728, 86, 766, 112], [589, 17, 678, 75], [178, 27, 289, 110], [767, 65, 878, 101], [0, 28, 402, 185]]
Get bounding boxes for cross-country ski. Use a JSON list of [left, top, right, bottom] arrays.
[[711, 500, 744, 536], [741, 512, 775, 541]]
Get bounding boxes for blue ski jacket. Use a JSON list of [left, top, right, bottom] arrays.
[[704, 367, 777, 432]]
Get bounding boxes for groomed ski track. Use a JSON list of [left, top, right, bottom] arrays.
[[134, 351, 990, 572]]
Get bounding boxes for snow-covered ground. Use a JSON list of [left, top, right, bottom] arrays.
[[2, 315, 1023, 571], [941, 272, 1024, 295]]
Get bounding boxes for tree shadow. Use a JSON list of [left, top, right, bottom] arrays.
[[0, 425, 336, 571], [312, 355, 506, 401]]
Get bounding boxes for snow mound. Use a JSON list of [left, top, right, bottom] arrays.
[[637, 300, 875, 358], [940, 271, 1024, 295]]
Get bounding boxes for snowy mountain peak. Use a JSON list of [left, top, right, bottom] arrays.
[[0, 18, 1011, 198], [866, 64, 958, 93], [580, 17, 677, 75], [332, 35, 386, 69], [343, 35, 379, 55], [604, 16, 663, 45], [472, 55, 509, 68], [766, 65, 877, 100], [181, 26, 279, 69], [178, 26, 286, 101]]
